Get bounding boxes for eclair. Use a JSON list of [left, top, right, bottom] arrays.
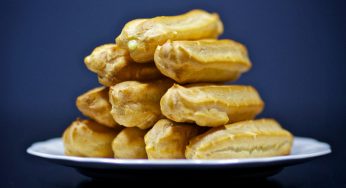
[[145, 119, 201, 159], [161, 84, 264, 127], [116, 9, 223, 63], [63, 119, 119, 158], [154, 39, 251, 83], [185, 119, 293, 159], [109, 79, 173, 129], [84, 44, 162, 86], [76, 87, 119, 128], [112, 127, 147, 159]]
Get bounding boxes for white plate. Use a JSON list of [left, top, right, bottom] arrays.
[[27, 137, 331, 179]]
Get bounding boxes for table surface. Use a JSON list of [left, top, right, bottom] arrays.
[[1, 149, 345, 188]]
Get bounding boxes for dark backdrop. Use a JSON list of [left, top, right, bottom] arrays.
[[1, 0, 345, 187]]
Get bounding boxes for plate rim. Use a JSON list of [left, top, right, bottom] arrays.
[[27, 136, 332, 166]]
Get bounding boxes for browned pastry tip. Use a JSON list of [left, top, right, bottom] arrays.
[[76, 87, 120, 128], [109, 79, 173, 129], [63, 119, 119, 158], [112, 127, 148, 159], [84, 44, 162, 86], [144, 119, 201, 159]]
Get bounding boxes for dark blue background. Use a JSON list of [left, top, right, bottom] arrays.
[[1, 0, 345, 187]]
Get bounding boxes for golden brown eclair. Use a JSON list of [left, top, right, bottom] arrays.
[[160, 84, 264, 127], [154, 39, 251, 84], [62, 119, 119, 158], [84, 44, 162, 86], [76, 87, 120, 128], [116, 9, 223, 63], [109, 79, 173, 129], [185, 119, 293, 159], [112, 127, 148, 159], [144, 119, 201, 159]]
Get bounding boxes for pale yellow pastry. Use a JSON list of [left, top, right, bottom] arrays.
[[154, 39, 251, 83], [161, 84, 264, 127], [185, 119, 293, 159], [62, 119, 119, 158], [144, 119, 201, 159], [109, 79, 173, 129], [112, 127, 147, 159], [84, 44, 162, 86], [76, 87, 119, 128], [116, 9, 223, 63]]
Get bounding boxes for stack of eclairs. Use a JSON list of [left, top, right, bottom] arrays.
[[63, 9, 293, 160]]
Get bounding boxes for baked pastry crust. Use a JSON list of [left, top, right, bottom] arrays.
[[160, 84, 264, 127], [84, 44, 162, 86], [116, 9, 223, 63], [144, 119, 201, 159], [109, 79, 173, 129], [112, 127, 147, 159], [76, 87, 119, 128], [154, 39, 251, 83], [185, 119, 293, 159], [62, 119, 119, 158]]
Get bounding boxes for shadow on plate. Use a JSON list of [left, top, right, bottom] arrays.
[[75, 167, 283, 187], [75, 166, 283, 179], [77, 177, 282, 188]]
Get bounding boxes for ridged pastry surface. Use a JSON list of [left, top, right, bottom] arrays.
[[154, 39, 251, 83], [112, 127, 147, 159], [185, 119, 293, 159], [76, 87, 119, 128], [160, 84, 264, 127], [116, 9, 223, 63], [144, 119, 201, 159], [109, 80, 173, 129], [62, 119, 119, 158], [84, 44, 162, 86]]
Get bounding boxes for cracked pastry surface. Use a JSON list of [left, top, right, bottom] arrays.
[[112, 127, 147, 159], [76, 87, 119, 128], [116, 9, 223, 63], [160, 84, 264, 127], [109, 79, 173, 129], [185, 119, 293, 159], [154, 39, 251, 83], [62, 119, 119, 158], [84, 44, 162, 86], [144, 119, 201, 159]]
